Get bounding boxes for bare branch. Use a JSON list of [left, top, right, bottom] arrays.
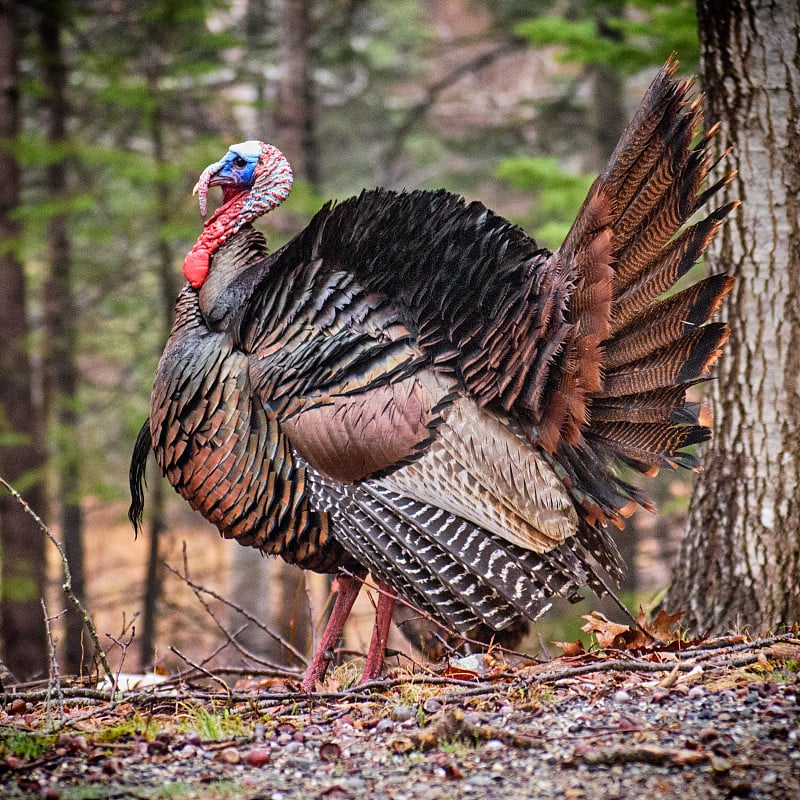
[[0, 475, 114, 686], [169, 645, 232, 705], [41, 600, 65, 726], [164, 552, 308, 669], [379, 38, 527, 184]]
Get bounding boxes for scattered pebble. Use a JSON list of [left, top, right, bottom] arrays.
[[318, 741, 341, 762], [484, 739, 504, 752], [9, 699, 27, 715], [246, 748, 271, 768], [650, 688, 669, 703], [613, 689, 631, 703], [215, 747, 240, 765], [390, 705, 414, 722], [375, 718, 394, 734]]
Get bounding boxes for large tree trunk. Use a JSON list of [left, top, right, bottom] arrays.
[[39, 1, 89, 676], [138, 73, 180, 670], [227, 0, 317, 667], [0, 0, 48, 680], [668, 0, 800, 632], [274, 0, 318, 186]]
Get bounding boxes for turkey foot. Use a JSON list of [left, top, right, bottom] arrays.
[[360, 582, 397, 683], [301, 573, 362, 693]]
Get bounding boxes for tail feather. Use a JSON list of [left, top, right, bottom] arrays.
[[600, 323, 729, 398], [547, 58, 734, 566], [612, 206, 732, 332], [596, 63, 690, 210], [611, 114, 699, 256], [587, 421, 709, 471], [590, 385, 697, 425], [612, 150, 706, 290], [607, 274, 734, 369]]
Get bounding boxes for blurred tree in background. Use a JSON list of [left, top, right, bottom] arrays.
[[0, 0, 48, 681]]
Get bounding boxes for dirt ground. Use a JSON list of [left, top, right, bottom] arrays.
[[1, 633, 798, 800]]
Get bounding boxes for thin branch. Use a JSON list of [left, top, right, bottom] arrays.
[[163, 555, 308, 670], [0, 476, 114, 686], [169, 646, 232, 705], [41, 600, 65, 726], [380, 38, 527, 183]]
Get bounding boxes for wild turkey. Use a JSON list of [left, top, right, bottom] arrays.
[[130, 60, 735, 691]]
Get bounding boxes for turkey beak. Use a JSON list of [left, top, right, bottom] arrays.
[[192, 157, 227, 217]]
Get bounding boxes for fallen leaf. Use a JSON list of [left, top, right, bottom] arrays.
[[553, 640, 586, 657], [645, 608, 685, 643], [581, 611, 647, 650]]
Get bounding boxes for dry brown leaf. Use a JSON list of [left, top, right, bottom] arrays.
[[553, 640, 586, 658], [441, 664, 480, 681], [644, 608, 685, 643], [581, 611, 648, 650]]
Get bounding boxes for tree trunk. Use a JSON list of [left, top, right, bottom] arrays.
[[39, 1, 89, 677], [668, 0, 800, 632], [229, 0, 317, 666], [138, 74, 179, 670], [274, 0, 318, 186], [0, 0, 48, 680]]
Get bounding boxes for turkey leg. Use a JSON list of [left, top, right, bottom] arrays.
[[301, 573, 362, 692], [360, 582, 397, 683]]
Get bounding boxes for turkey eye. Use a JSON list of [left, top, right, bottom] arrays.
[[233, 156, 247, 168]]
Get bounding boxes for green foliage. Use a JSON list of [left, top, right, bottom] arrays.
[[496, 156, 593, 247], [0, 730, 57, 760], [95, 712, 160, 744], [516, 1, 699, 74], [186, 707, 248, 741]]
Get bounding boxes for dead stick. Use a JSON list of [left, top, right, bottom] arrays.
[[169, 645, 232, 705], [165, 552, 308, 667], [0, 476, 114, 688]]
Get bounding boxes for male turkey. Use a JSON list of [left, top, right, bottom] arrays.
[[130, 60, 734, 691]]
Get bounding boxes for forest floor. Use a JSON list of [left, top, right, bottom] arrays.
[[0, 630, 798, 800]]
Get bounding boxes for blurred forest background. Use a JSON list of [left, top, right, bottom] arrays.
[[0, 0, 702, 683]]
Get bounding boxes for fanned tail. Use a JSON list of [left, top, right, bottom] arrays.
[[553, 57, 735, 553]]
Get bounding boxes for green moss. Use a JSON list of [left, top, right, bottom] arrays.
[[0, 729, 58, 760]]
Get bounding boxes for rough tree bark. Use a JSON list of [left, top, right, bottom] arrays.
[[668, 0, 800, 632], [39, 1, 89, 676], [226, 0, 318, 667], [137, 71, 179, 670], [260, 0, 317, 665], [0, 0, 48, 679]]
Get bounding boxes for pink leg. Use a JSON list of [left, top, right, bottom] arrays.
[[360, 583, 397, 683], [301, 573, 362, 693]]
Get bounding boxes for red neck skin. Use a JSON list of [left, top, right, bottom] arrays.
[[182, 188, 249, 289]]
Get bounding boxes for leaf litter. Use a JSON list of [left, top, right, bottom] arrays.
[[0, 628, 798, 799]]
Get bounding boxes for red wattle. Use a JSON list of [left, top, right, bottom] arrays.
[[183, 247, 210, 288]]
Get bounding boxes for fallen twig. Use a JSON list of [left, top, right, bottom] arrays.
[[569, 743, 708, 767], [390, 707, 541, 753], [169, 645, 232, 705]]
